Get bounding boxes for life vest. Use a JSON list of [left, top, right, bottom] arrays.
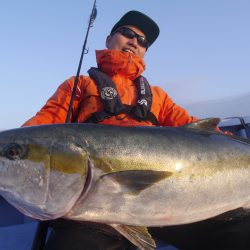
[[84, 67, 158, 125]]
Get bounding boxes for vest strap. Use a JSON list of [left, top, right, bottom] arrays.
[[85, 105, 158, 125], [88, 67, 125, 115], [133, 76, 153, 120], [84, 110, 112, 123], [85, 67, 158, 125]]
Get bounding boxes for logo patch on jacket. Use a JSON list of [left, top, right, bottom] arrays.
[[137, 98, 148, 106], [101, 87, 118, 100]]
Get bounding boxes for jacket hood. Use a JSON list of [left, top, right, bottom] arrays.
[[96, 49, 145, 80]]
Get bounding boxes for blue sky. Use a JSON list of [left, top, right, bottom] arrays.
[[1, 0, 250, 129]]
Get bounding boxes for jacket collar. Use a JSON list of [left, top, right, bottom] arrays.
[[96, 49, 145, 80]]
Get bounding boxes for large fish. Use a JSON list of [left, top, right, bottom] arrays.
[[0, 118, 250, 249]]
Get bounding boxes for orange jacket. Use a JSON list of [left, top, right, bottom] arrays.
[[23, 50, 198, 127]]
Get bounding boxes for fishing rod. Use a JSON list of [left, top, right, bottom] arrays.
[[65, 0, 97, 123]]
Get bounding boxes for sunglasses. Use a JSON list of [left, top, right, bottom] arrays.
[[112, 27, 148, 48]]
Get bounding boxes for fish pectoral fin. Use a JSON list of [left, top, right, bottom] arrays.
[[102, 170, 172, 194], [110, 224, 156, 250], [183, 118, 221, 131]]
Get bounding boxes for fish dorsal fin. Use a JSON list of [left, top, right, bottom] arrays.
[[110, 224, 156, 250], [101, 170, 172, 194], [183, 118, 221, 131]]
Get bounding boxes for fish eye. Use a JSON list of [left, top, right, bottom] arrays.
[[3, 143, 26, 160]]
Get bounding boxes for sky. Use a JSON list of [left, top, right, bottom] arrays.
[[1, 0, 250, 129]]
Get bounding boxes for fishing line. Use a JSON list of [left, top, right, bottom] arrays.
[[65, 0, 97, 123]]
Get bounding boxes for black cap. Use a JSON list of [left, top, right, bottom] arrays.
[[110, 10, 160, 47]]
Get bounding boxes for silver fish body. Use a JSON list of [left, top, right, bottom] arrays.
[[0, 119, 250, 249]]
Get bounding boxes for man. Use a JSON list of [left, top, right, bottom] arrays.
[[23, 10, 197, 128], [24, 10, 198, 250]]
